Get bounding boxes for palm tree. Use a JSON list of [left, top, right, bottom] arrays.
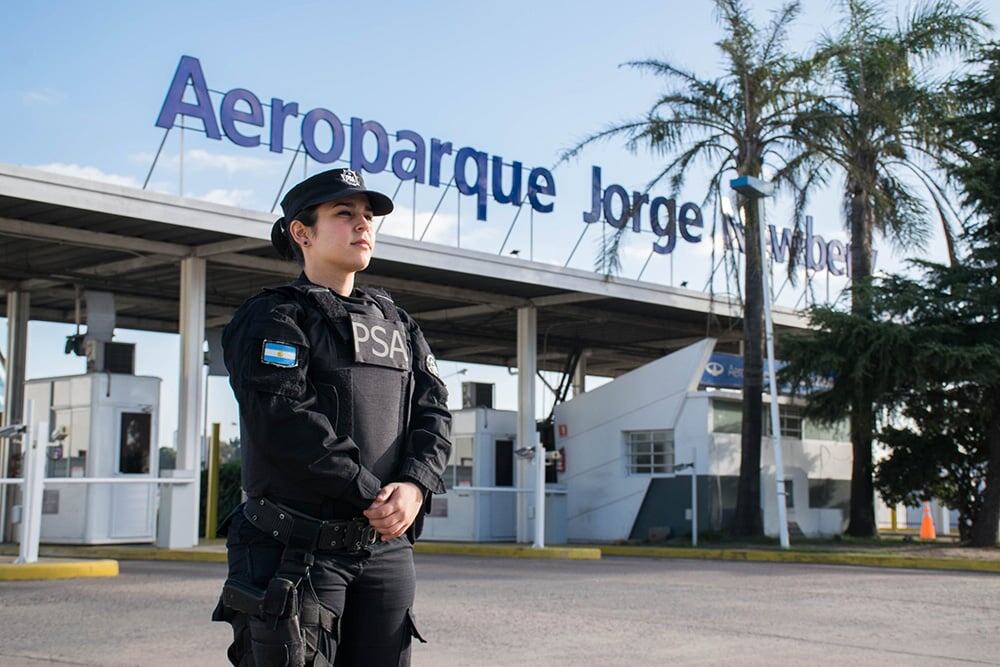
[[562, 0, 826, 536], [791, 0, 987, 537]]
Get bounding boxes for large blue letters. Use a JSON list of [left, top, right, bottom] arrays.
[[155, 55, 220, 139]]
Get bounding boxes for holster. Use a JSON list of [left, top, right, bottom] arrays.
[[214, 502, 330, 667], [217, 575, 305, 666]]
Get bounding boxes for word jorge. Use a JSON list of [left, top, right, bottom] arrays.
[[155, 56, 556, 221], [583, 167, 864, 274], [582, 167, 705, 256]]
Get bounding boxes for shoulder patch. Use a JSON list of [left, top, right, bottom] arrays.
[[425, 353, 440, 379], [261, 340, 299, 368]]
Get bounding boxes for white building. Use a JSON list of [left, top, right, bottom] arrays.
[[555, 339, 853, 542]]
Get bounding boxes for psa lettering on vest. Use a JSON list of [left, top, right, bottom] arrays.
[[350, 314, 409, 371]]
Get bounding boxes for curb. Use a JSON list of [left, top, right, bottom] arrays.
[[4, 543, 992, 572], [595, 545, 1000, 574], [0, 544, 226, 564], [0, 542, 602, 563], [0, 559, 119, 581], [415, 542, 601, 560]]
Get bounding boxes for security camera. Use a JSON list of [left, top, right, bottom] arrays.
[[0, 424, 26, 439]]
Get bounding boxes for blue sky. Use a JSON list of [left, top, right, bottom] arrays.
[[2, 1, 998, 448]]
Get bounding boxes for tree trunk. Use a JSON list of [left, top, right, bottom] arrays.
[[847, 178, 877, 537], [732, 194, 765, 537], [971, 408, 1000, 547]]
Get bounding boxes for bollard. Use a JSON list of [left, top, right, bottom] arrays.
[[203, 423, 220, 541]]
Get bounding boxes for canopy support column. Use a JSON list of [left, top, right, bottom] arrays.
[[1, 291, 29, 541], [516, 306, 543, 546], [157, 258, 204, 548]]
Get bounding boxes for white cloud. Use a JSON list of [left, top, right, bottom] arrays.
[[185, 149, 279, 175], [376, 203, 502, 252], [196, 188, 255, 207], [34, 162, 140, 188], [132, 149, 279, 176], [21, 88, 65, 106]]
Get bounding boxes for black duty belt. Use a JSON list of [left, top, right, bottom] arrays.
[[244, 497, 379, 552]]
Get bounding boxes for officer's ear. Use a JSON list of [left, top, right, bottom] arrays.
[[288, 219, 313, 249]]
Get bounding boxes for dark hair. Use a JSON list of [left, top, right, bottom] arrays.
[[285, 205, 319, 266]]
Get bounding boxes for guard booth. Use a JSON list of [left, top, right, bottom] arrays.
[[12, 301, 163, 545], [421, 400, 519, 542], [421, 383, 568, 542]]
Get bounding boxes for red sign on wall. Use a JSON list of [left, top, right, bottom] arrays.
[[557, 424, 568, 438]]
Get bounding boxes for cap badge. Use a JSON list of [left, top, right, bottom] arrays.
[[340, 170, 361, 187]]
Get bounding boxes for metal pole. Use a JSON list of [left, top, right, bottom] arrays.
[[757, 196, 790, 549], [204, 422, 220, 540], [691, 449, 698, 548], [16, 402, 44, 564], [179, 124, 184, 197], [530, 207, 534, 261]]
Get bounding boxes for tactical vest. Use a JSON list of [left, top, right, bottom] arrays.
[[263, 283, 415, 489]]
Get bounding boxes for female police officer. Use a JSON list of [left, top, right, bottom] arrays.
[[212, 167, 452, 666]]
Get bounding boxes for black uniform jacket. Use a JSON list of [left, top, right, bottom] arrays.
[[223, 275, 452, 530]]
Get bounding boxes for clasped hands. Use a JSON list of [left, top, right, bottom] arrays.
[[362, 481, 424, 541]]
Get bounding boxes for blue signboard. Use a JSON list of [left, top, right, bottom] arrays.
[[701, 352, 788, 391]]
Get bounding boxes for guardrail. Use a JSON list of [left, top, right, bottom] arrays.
[[447, 486, 567, 495]]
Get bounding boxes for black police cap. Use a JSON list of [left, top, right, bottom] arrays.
[[270, 168, 394, 259]]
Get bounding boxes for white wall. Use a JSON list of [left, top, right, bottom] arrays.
[[556, 340, 714, 542]]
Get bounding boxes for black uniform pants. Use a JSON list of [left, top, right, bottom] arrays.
[[222, 510, 424, 666]]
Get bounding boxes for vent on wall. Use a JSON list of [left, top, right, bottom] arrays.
[[87, 341, 135, 374]]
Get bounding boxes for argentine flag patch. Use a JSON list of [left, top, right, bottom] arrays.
[[261, 340, 299, 368]]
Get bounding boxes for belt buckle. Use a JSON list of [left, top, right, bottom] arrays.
[[348, 520, 378, 551]]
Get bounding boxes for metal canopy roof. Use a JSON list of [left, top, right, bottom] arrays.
[[0, 163, 809, 377]]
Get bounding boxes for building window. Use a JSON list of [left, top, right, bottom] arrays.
[[712, 400, 742, 434], [764, 405, 804, 439], [716, 400, 804, 439], [625, 430, 674, 475], [783, 480, 794, 508]]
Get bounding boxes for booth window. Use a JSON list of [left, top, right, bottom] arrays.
[[444, 435, 474, 489], [624, 430, 674, 475], [119, 412, 151, 474]]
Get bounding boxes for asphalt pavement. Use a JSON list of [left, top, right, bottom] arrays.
[[1, 555, 997, 666]]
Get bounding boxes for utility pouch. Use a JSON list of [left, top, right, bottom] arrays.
[[247, 613, 305, 667]]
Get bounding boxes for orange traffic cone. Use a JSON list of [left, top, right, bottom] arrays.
[[919, 502, 937, 540]]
